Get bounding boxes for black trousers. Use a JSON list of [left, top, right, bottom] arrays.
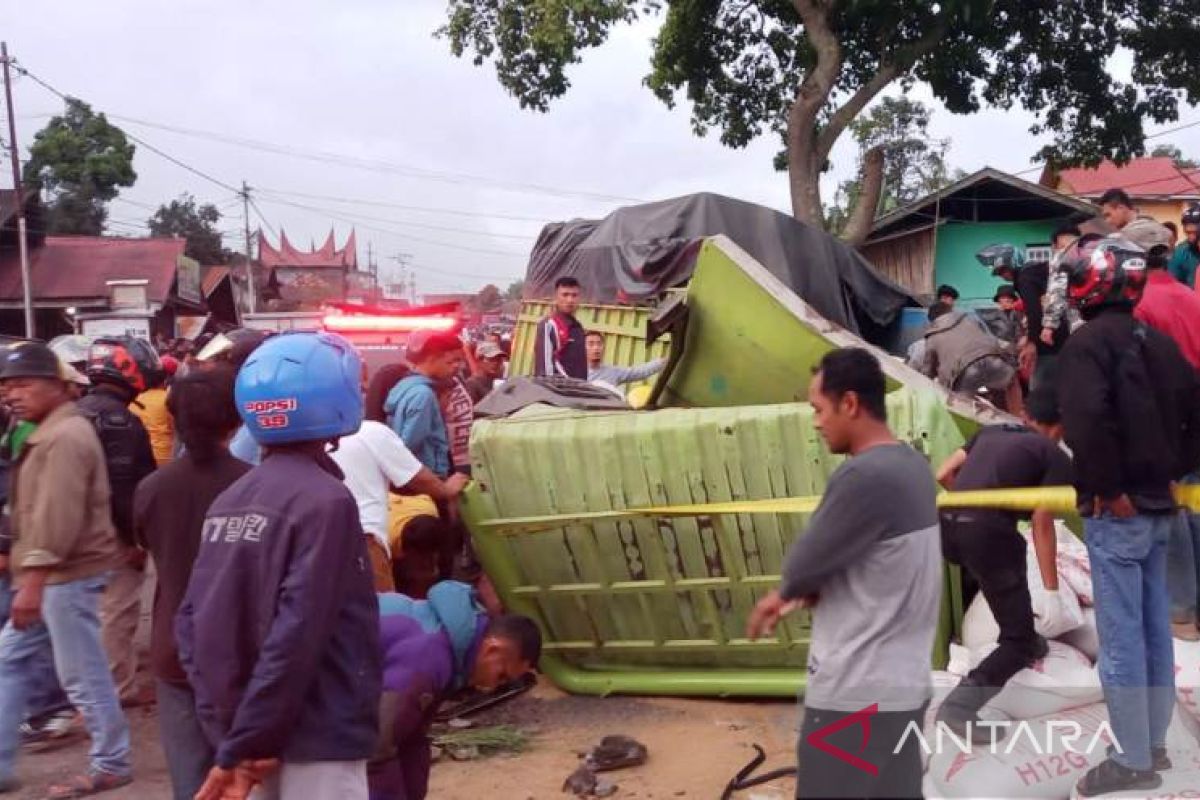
[[796, 703, 928, 799], [941, 514, 1043, 694]]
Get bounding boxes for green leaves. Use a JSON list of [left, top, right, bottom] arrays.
[[440, 0, 646, 111], [146, 193, 230, 265], [23, 98, 136, 235], [441, 0, 1200, 228]]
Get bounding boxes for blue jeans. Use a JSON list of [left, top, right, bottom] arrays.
[[1167, 510, 1200, 622], [0, 574, 131, 780], [0, 574, 70, 721], [1086, 513, 1176, 771], [156, 680, 213, 800]]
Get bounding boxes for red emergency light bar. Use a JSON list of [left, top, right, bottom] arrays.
[[322, 312, 458, 333]]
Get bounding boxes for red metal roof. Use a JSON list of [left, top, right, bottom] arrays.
[[201, 265, 230, 297], [0, 235, 183, 304], [1054, 157, 1200, 199], [258, 227, 358, 269]]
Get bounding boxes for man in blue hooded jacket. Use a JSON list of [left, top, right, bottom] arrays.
[[177, 332, 381, 800], [369, 582, 540, 800]]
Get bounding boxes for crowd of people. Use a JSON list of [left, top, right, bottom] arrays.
[[0, 317, 552, 800], [910, 190, 1200, 420], [752, 199, 1200, 797], [0, 197, 1194, 799]]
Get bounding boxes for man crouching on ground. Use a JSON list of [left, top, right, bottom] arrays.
[[748, 348, 941, 800], [177, 331, 381, 800], [369, 581, 540, 800]]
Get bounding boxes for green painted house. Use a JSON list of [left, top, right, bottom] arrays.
[[860, 168, 1099, 307]]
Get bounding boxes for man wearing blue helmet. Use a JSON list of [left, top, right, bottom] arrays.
[[177, 332, 380, 800]]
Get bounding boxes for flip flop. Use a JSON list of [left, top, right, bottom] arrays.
[[586, 735, 648, 772], [45, 771, 132, 799]]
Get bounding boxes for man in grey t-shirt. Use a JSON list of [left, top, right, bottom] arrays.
[[749, 348, 941, 800]]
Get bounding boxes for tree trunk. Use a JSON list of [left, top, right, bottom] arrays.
[[787, 0, 842, 228], [788, 103, 825, 226], [841, 146, 886, 247]]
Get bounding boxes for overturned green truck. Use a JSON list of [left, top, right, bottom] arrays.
[[460, 194, 1011, 698]]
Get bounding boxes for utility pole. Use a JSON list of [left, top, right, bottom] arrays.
[[2, 43, 34, 338], [240, 181, 257, 316], [389, 252, 413, 303]]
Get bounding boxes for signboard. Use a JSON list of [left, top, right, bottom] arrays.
[[80, 316, 151, 341], [177, 255, 202, 305]]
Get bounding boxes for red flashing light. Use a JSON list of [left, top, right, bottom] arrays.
[[321, 313, 458, 333]]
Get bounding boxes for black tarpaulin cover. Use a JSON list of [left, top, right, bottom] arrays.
[[523, 192, 917, 334]]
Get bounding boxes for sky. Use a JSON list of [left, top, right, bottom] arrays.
[[3, 1, 1200, 298]]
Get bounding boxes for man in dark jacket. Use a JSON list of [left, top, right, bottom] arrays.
[[983, 230, 1078, 390], [79, 337, 158, 706], [135, 367, 250, 800], [1057, 238, 1200, 797], [369, 583, 540, 800], [178, 332, 381, 800], [533, 277, 586, 379]]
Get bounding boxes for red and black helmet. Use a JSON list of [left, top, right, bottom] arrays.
[[86, 336, 163, 394], [1060, 235, 1148, 312]]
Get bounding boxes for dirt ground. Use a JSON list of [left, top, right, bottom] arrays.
[[8, 679, 800, 799]]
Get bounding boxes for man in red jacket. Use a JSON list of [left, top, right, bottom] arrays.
[[1135, 245, 1200, 370], [1136, 244, 1200, 643]]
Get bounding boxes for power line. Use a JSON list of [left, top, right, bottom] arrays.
[[104, 113, 644, 204], [253, 189, 536, 241], [11, 60, 241, 195], [254, 186, 554, 225], [253, 195, 528, 259], [1004, 117, 1200, 178]]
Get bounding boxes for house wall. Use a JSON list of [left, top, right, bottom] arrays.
[[1137, 200, 1187, 229], [933, 220, 1064, 305], [860, 227, 936, 297]]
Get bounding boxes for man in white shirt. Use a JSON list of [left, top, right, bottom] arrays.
[[329, 420, 468, 592]]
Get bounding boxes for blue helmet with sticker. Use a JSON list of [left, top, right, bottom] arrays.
[[235, 331, 363, 446]]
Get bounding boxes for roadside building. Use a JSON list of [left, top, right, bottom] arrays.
[[1042, 156, 1200, 230], [860, 168, 1100, 306]]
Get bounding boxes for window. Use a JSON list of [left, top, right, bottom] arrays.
[[1024, 244, 1053, 263]]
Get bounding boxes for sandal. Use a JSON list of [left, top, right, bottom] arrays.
[[46, 771, 132, 799], [586, 735, 649, 772]]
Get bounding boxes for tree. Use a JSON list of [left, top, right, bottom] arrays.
[[147, 194, 230, 264], [1150, 143, 1198, 170], [23, 98, 136, 235], [505, 279, 525, 301], [441, 1, 1200, 245], [475, 283, 504, 311], [825, 97, 965, 239]]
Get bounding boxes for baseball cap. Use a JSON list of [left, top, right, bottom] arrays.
[[476, 341, 506, 360]]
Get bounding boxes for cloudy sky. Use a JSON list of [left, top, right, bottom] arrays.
[[4, 1, 1199, 297]]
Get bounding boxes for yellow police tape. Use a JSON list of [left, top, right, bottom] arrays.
[[483, 485, 1200, 535]]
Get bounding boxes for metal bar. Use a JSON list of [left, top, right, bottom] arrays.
[[537, 654, 805, 698], [509, 575, 780, 597], [544, 637, 808, 653]]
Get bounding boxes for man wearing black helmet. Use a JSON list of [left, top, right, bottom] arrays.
[[980, 227, 1077, 390], [1057, 238, 1200, 797], [78, 338, 158, 708], [1169, 204, 1200, 288]]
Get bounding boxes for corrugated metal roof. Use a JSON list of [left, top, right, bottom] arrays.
[[1055, 156, 1200, 199], [201, 265, 229, 297], [0, 235, 183, 303]]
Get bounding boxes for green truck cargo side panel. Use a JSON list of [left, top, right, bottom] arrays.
[[510, 300, 670, 379], [464, 388, 967, 696], [476, 236, 1013, 697]]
